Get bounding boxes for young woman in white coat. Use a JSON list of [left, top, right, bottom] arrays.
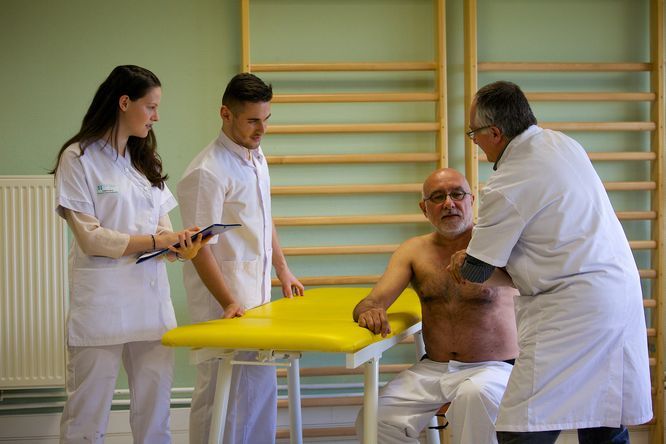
[[51, 65, 206, 444]]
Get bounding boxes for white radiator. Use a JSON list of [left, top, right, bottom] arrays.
[[0, 175, 68, 388]]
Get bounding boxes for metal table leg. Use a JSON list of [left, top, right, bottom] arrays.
[[287, 355, 303, 444], [209, 356, 234, 444], [362, 357, 379, 444]]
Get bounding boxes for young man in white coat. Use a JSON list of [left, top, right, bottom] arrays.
[[449, 80, 652, 443], [177, 73, 304, 444]]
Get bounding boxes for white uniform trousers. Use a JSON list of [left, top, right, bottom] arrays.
[[59, 340, 174, 444], [189, 351, 277, 444], [356, 359, 512, 444]]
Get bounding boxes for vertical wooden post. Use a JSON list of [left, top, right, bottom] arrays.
[[435, 0, 448, 169], [463, 0, 479, 218], [649, 1, 664, 442], [241, 0, 250, 72]]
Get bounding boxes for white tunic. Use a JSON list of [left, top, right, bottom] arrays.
[[177, 131, 273, 322], [467, 125, 652, 431], [55, 141, 178, 346]]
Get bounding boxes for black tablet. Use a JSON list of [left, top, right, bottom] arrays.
[[136, 223, 241, 264]]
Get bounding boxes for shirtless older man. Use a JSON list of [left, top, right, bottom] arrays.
[[353, 168, 518, 444]]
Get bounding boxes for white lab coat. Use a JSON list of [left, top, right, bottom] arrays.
[[55, 140, 177, 443], [177, 131, 273, 322], [467, 125, 652, 431], [55, 141, 178, 346], [177, 131, 277, 444]]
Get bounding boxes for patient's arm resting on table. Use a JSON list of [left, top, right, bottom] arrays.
[[353, 241, 416, 337], [355, 302, 391, 337]]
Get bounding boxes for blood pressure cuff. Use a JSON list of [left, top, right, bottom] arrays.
[[460, 254, 495, 283]]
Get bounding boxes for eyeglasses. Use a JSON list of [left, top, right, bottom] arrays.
[[465, 125, 493, 140], [423, 190, 471, 204]]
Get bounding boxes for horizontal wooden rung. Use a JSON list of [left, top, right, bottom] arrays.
[[644, 299, 657, 308], [617, 211, 657, 220], [541, 121, 656, 132], [278, 421, 653, 438], [272, 183, 422, 195], [274, 270, 656, 287], [269, 122, 440, 134], [478, 62, 652, 72], [277, 396, 364, 409], [605, 181, 656, 191], [274, 212, 654, 226], [478, 180, 656, 192], [284, 182, 657, 196], [272, 181, 656, 195], [272, 275, 380, 286], [283, 244, 399, 256], [276, 426, 356, 439], [250, 61, 438, 72], [274, 214, 426, 226], [268, 152, 439, 165], [283, 241, 652, 255], [587, 152, 657, 161], [273, 92, 438, 103], [526, 92, 656, 102], [478, 152, 656, 162], [277, 363, 409, 378], [630, 240, 657, 250], [401, 336, 415, 344], [277, 357, 655, 384]]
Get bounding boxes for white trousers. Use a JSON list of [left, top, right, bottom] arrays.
[[356, 359, 512, 444], [59, 340, 174, 444], [189, 351, 277, 444]]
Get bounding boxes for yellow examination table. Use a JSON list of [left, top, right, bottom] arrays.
[[162, 287, 430, 444]]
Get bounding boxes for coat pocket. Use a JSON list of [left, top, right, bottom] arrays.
[[219, 259, 262, 310]]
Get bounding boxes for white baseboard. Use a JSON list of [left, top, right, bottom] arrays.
[[0, 408, 189, 444], [0, 406, 655, 444]]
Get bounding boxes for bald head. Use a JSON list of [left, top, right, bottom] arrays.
[[419, 168, 474, 239], [422, 168, 472, 198]]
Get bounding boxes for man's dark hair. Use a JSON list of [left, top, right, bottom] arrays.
[[474, 81, 537, 139], [222, 73, 273, 113]]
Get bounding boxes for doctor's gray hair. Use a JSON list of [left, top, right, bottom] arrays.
[[474, 81, 537, 139]]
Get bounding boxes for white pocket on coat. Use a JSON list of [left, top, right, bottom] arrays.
[[71, 266, 146, 308], [219, 259, 261, 310]]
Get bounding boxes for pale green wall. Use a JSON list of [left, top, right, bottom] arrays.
[[0, 0, 661, 407]]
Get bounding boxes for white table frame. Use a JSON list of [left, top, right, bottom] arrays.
[[190, 321, 440, 444]]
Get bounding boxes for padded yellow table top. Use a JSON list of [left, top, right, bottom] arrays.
[[162, 287, 421, 353]]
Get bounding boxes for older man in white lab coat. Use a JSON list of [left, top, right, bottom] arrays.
[[449, 81, 652, 444]]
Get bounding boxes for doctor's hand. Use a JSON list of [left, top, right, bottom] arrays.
[[222, 302, 245, 319], [357, 308, 391, 337], [276, 268, 304, 298], [447, 249, 468, 284]]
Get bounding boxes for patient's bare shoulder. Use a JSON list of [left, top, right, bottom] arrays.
[[394, 234, 439, 264]]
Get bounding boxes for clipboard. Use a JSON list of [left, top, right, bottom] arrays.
[[136, 223, 241, 264]]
